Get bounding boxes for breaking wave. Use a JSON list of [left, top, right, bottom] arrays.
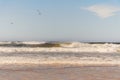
[[0, 41, 119, 53], [0, 41, 120, 65], [0, 41, 119, 47]]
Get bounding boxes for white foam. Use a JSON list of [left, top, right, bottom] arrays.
[[0, 42, 120, 65], [21, 41, 46, 44], [0, 42, 119, 53]]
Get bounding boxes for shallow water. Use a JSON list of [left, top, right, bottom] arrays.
[[0, 67, 120, 80], [0, 66, 120, 80], [0, 50, 119, 79]]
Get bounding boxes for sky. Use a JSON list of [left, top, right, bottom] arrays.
[[0, 0, 120, 42]]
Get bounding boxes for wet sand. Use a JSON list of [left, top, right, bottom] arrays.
[[0, 65, 120, 80]]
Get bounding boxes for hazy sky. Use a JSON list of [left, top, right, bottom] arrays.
[[0, 0, 120, 42]]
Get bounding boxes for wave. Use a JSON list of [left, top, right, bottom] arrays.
[[61, 42, 120, 48], [0, 41, 119, 48], [0, 41, 119, 53], [0, 41, 52, 47]]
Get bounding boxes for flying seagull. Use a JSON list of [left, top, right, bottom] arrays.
[[10, 22, 14, 24], [36, 9, 42, 15]]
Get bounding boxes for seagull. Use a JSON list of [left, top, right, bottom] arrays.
[[10, 22, 14, 24], [37, 10, 41, 15]]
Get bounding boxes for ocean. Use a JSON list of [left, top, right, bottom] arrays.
[[0, 41, 120, 80]]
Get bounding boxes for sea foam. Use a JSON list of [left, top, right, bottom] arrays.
[[0, 41, 119, 53], [0, 41, 119, 65]]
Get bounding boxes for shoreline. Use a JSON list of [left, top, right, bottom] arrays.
[[0, 64, 120, 80], [0, 62, 120, 70]]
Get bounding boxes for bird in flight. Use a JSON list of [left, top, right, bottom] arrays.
[[36, 9, 42, 15], [10, 22, 14, 24]]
